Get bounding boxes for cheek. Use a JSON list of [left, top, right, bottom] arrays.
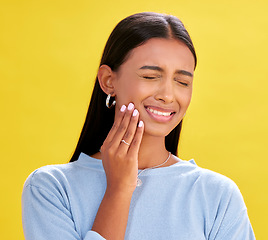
[[176, 89, 192, 109], [185, 94, 192, 107], [114, 80, 138, 105], [115, 76, 150, 104]]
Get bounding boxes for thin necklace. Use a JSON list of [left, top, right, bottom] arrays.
[[137, 152, 171, 187]]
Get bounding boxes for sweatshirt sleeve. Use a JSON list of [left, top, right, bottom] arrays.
[[22, 171, 105, 240], [216, 209, 255, 240], [208, 178, 255, 240]]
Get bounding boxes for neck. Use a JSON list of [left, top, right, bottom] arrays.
[[91, 133, 178, 168], [137, 133, 170, 169]]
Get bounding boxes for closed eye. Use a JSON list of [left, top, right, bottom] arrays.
[[174, 79, 190, 87], [143, 76, 156, 79], [142, 75, 161, 80], [178, 81, 189, 86]]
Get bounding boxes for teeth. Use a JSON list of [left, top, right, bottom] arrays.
[[148, 108, 172, 116]]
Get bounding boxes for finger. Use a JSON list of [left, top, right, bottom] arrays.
[[110, 103, 135, 148], [103, 104, 127, 146], [119, 108, 139, 151], [128, 120, 144, 156]]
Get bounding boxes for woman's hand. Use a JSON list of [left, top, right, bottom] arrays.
[[100, 102, 144, 194], [92, 103, 144, 239]]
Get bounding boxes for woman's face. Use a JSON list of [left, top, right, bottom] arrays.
[[113, 38, 195, 137]]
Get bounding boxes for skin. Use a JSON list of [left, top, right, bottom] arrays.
[[92, 38, 195, 240]]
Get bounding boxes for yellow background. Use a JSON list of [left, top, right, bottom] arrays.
[[1, 0, 267, 239]]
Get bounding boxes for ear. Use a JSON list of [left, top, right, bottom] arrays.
[[98, 65, 116, 96]]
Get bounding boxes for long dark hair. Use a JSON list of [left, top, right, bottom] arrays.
[[70, 12, 197, 162]]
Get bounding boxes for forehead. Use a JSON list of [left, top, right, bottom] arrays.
[[121, 38, 195, 71]]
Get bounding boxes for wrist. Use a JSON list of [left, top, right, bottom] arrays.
[[105, 185, 135, 200]]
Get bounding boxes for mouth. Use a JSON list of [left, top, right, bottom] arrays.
[[145, 106, 175, 122]]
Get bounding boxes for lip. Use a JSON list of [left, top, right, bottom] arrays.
[[145, 105, 175, 123]]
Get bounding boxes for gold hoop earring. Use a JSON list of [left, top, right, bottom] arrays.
[[106, 94, 116, 108]]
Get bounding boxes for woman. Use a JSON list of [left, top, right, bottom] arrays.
[[22, 12, 255, 239]]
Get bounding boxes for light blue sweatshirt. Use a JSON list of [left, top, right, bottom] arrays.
[[22, 153, 255, 239]]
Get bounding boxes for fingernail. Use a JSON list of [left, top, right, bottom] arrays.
[[120, 105, 126, 112], [128, 103, 134, 110], [138, 120, 143, 127], [132, 109, 138, 116]]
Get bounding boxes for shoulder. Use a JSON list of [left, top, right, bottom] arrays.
[[177, 159, 239, 189], [200, 167, 245, 207], [24, 163, 71, 186], [23, 154, 105, 198], [174, 159, 246, 209], [200, 165, 242, 198], [23, 163, 76, 198], [197, 164, 238, 192]]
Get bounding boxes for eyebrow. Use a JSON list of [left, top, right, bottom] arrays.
[[139, 65, 193, 77]]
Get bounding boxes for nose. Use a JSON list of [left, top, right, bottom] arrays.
[[154, 79, 175, 103]]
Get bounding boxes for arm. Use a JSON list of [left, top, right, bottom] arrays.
[[209, 181, 255, 240], [22, 179, 105, 240], [91, 189, 133, 240], [218, 209, 255, 240], [92, 103, 144, 240]]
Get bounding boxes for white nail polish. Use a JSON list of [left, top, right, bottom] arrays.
[[128, 103, 134, 110], [120, 105, 126, 112], [138, 120, 143, 127], [133, 109, 138, 116]]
